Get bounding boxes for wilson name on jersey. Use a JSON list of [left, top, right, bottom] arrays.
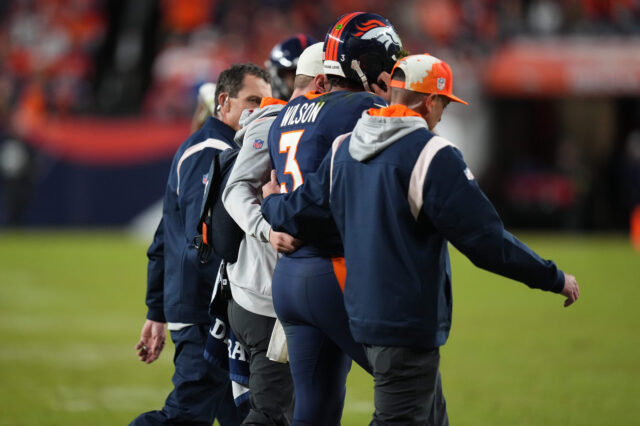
[[269, 90, 386, 194]]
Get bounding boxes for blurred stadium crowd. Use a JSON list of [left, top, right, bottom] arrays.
[[2, 0, 639, 120], [0, 0, 639, 230]]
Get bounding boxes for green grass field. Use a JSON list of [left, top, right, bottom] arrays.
[[1, 230, 639, 425]]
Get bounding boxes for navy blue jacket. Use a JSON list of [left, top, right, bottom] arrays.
[[146, 117, 236, 324], [262, 108, 564, 348]]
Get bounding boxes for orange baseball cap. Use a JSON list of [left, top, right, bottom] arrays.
[[389, 54, 468, 105]]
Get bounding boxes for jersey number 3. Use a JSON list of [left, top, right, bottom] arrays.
[[278, 129, 304, 193]]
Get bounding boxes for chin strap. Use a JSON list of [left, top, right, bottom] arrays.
[[351, 59, 371, 92]]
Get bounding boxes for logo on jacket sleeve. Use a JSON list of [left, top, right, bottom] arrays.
[[253, 139, 264, 149], [202, 173, 209, 185]]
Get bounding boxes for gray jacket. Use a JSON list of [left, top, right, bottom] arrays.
[[222, 104, 284, 317]]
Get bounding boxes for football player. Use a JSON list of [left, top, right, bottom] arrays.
[[264, 12, 404, 425], [265, 34, 318, 101]]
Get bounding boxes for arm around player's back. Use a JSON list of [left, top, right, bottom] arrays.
[[222, 109, 300, 253], [260, 170, 304, 252], [261, 148, 333, 239], [421, 145, 580, 305]]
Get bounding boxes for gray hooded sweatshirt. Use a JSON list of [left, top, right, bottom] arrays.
[[223, 104, 283, 317], [348, 109, 429, 162]]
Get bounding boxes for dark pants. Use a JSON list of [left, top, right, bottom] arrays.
[[272, 255, 371, 426], [227, 299, 294, 426], [364, 345, 448, 426], [130, 324, 243, 426]]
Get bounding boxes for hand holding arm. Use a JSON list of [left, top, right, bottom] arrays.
[[261, 169, 302, 253], [262, 170, 280, 199], [261, 149, 335, 242], [135, 319, 167, 364], [268, 228, 302, 253]]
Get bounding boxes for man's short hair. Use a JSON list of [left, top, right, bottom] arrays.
[[214, 63, 270, 111], [390, 68, 427, 105], [293, 74, 314, 90], [326, 75, 364, 91]]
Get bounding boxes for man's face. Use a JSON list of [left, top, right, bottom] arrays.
[[223, 74, 272, 130], [426, 95, 450, 131]]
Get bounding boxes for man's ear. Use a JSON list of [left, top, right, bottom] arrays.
[[217, 93, 228, 114], [371, 71, 392, 102], [314, 74, 330, 93], [425, 93, 437, 114]]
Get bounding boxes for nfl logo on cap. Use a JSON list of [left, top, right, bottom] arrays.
[[389, 54, 469, 105]]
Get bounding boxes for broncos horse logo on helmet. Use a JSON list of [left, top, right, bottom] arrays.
[[323, 12, 403, 92], [353, 19, 402, 51]]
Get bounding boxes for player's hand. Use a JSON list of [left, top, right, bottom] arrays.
[[269, 229, 302, 254], [262, 170, 280, 199], [136, 319, 166, 364], [371, 71, 392, 102], [560, 273, 580, 307]]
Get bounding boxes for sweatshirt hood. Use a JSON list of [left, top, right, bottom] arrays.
[[234, 103, 285, 147], [349, 105, 428, 162]]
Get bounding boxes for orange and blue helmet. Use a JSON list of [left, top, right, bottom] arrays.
[[323, 12, 403, 92], [266, 34, 319, 100]]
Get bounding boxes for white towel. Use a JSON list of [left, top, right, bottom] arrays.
[[266, 318, 289, 363]]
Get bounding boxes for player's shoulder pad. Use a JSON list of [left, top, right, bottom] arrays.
[[353, 91, 387, 109]]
